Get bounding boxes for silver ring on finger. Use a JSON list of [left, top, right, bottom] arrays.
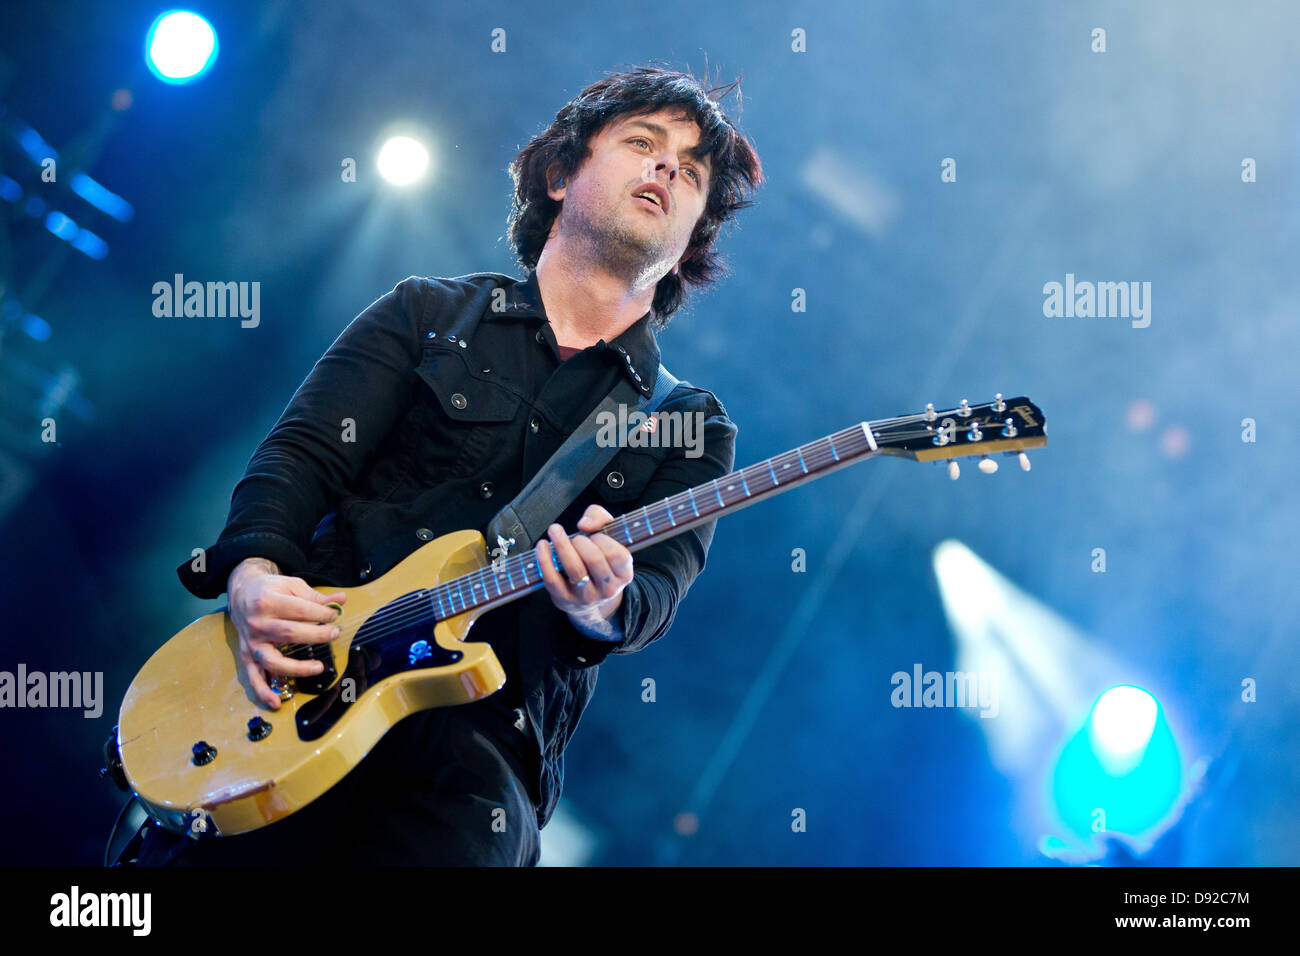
[[572, 575, 590, 589]]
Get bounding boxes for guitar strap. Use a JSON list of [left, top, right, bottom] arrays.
[[485, 362, 680, 561]]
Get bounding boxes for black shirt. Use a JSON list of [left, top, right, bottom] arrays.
[[176, 269, 739, 828]]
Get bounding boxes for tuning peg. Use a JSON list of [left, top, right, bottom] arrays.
[[1018, 452, 1031, 471], [958, 399, 971, 417], [993, 393, 1006, 413], [1001, 418, 1018, 438], [968, 421, 983, 442], [978, 456, 998, 474], [947, 460, 960, 480], [925, 403, 936, 422]]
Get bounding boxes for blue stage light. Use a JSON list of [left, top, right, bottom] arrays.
[[22, 314, 52, 342], [145, 10, 218, 84], [1050, 685, 1182, 843], [0, 175, 21, 202], [16, 125, 57, 164], [71, 229, 109, 260], [69, 173, 134, 222], [44, 211, 79, 240]]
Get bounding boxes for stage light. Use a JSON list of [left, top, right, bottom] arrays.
[[45, 211, 78, 240], [145, 11, 218, 84], [1050, 685, 1182, 843], [1088, 685, 1158, 773], [377, 136, 430, 186], [69, 173, 134, 222], [71, 229, 109, 260]]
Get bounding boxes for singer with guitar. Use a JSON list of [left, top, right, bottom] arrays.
[[130, 66, 765, 866]]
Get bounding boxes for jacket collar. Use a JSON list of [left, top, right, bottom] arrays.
[[492, 270, 660, 398]]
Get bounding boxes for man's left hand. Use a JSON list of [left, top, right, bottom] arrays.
[[536, 504, 633, 627]]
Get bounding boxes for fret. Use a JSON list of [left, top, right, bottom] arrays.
[[827, 435, 839, 462], [738, 469, 750, 496], [713, 478, 724, 508], [796, 446, 808, 474], [641, 504, 652, 535], [767, 459, 778, 485], [688, 488, 699, 517]]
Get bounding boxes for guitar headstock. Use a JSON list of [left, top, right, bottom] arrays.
[[870, 394, 1047, 477]]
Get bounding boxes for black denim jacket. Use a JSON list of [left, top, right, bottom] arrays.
[[176, 270, 738, 829]]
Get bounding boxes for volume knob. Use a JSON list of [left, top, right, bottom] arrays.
[[247, 716, 273, 741]]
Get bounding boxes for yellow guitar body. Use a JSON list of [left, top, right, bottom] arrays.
[[117, 530, 507, 837]]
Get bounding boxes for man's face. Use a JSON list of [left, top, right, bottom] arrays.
[[547, 107, 712, 284]]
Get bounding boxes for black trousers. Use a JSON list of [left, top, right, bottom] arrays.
[[134, 703, 542, 866]]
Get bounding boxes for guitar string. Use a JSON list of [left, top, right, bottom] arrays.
[[270, 415, 1028, 661]]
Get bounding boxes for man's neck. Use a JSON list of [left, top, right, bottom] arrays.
[[534, 245, 658, 349]]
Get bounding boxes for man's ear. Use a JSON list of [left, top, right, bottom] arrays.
[[545, 162, 567, 202]]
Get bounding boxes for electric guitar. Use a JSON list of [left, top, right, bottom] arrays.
[[108, 394, 1047, 837]]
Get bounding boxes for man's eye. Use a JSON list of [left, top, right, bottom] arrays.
[[631, 138, 650, 149], [686, 168, 700, 184]]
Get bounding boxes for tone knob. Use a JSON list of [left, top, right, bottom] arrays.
[[191, 741, 217, 766]]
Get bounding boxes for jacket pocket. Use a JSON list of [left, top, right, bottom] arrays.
[[413, 345, 522, 480], [589, 447, 664, 507]]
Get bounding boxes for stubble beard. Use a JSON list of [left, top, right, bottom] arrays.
[[564, 189, 677, 293]]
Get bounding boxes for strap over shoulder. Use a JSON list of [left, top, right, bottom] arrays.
[[485, 362, 680, 560]]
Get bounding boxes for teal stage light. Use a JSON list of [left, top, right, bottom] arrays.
[[1050, 685, 1183, 842]]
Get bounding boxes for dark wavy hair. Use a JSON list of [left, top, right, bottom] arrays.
[[507, 64, 764, 330]]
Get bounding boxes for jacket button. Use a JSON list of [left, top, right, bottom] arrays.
[[451, 393, 467, 409], [416, 528, 433, 541], [479, 481, 495, 499], [529, 418, 539, 433], [535, 329, 544, 343], [606, 471, 624, 488], [359, 561, 372, 580]]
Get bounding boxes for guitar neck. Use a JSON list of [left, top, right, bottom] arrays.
[[425, 394, 1046, 622], [427, 422, 880, 620]]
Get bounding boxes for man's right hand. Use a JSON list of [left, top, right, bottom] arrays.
[[226, 557, 348, 709]]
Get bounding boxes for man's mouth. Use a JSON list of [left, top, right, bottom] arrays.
[[632, 184, 668, 214]]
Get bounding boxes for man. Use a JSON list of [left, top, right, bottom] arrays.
[[136, 65, 763, 866]]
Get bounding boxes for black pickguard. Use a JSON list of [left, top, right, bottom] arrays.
[[294, 591, 461, 742]]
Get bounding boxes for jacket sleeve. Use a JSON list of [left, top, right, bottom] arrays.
[[176, 276, 432, 599], [553, 388, 738, 665]]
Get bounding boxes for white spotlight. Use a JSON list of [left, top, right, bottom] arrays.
[[377, 136, 430, 186]]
